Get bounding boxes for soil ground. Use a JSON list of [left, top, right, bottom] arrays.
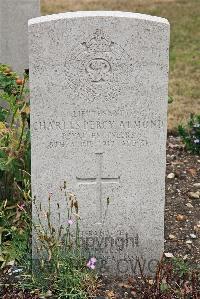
[[164, 135, 200, 266]]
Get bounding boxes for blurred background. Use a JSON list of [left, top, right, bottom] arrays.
[[41, 0, 200, 132]]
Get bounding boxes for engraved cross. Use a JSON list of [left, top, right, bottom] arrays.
[[76, 153, 120, 222]]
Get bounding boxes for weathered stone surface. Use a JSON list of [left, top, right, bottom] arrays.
[[29, 11, 170, 276], [0, 0, 40, 74]]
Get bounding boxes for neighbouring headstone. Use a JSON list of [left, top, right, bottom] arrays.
[[29, 11, 170, 276], [0, 0, 40, 74]]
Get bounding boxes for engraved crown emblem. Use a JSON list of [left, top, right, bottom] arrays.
[[82, 29, 113, 53]]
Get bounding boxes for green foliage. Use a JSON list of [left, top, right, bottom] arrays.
[[0, 176, 31, 268], [0, 64, 30, 199], [168, 95, 174, 104], [29, 252, 93, 298], [160, 282, 169, 292], [172, 257, 190, 278], [0, 64, 31, 268], [178, 114, 200, 154]]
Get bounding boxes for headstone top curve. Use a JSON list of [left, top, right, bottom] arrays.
[[28, 11, 169, 27]]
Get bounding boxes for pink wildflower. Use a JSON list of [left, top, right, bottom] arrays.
[[17, 203, 25, 211], [87, 257, 97, 270], [90, 257, 97, 263], [67, 219, 74, 225]]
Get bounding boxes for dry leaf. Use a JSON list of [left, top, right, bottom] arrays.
[[148, 279, 154, 285], [169, 234, 176, 240], [168, 143, 180, 149], [105, 290, 115, 299], [122, 284, 132, 289], [187, 168, 197, 177], [176, 214, 187, 221], [171, 161, 184, 165], [194, 224, 200, 232]]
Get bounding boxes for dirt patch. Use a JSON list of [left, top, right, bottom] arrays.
[[165, 135, 200, 265]]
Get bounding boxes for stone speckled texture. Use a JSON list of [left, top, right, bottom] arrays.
[[29, 11, 170, 276], [0, 0, 40, 74]]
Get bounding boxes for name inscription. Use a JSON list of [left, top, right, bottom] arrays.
[[33, 108, 164, 149]]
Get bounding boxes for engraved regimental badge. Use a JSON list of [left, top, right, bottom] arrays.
[[81, 29, 114, 83], [65, 29, 132, 102]]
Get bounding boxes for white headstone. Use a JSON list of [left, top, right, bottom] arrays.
[[29, 11, 170, 276], [0, 0, 40, 74]]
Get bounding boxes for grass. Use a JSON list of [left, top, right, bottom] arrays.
[[41, 0, 200, 131]]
